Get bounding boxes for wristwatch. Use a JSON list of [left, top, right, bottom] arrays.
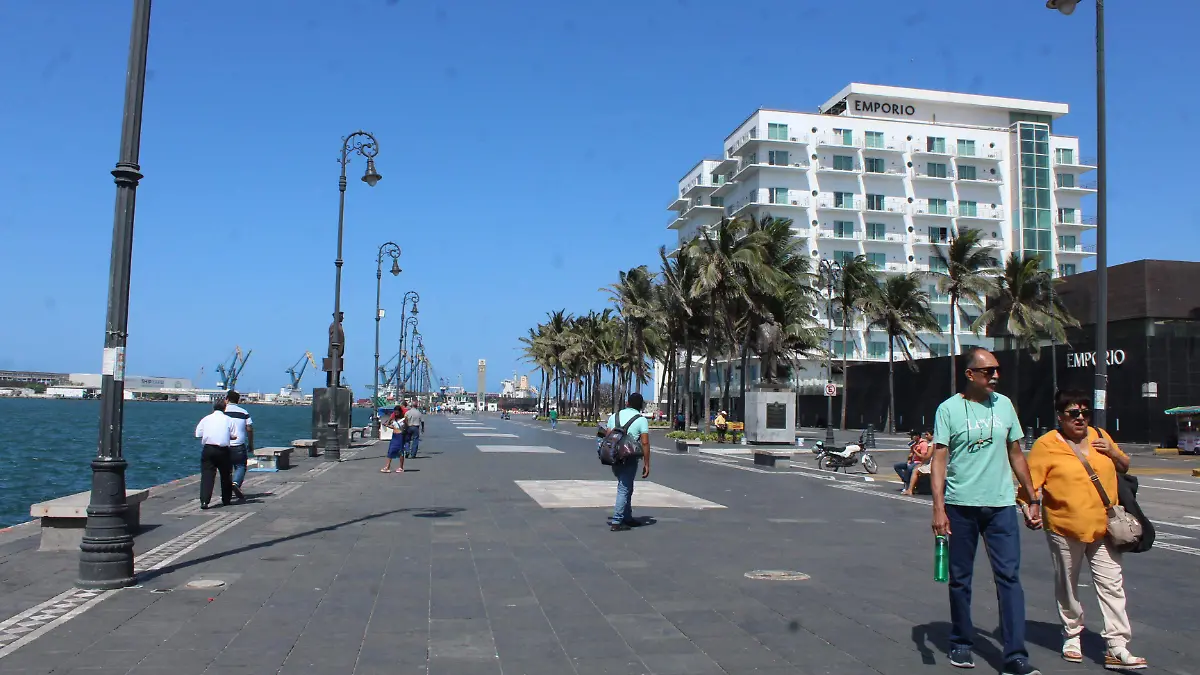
[[1028, 499, 1041, 505]]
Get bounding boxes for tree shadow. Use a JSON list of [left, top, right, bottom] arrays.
[[136, 506, 465, 582]]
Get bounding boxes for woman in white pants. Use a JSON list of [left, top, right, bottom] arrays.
[[1020, 389, 1146, 670]]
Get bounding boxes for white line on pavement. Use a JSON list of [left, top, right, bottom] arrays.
[[1150, 519, 1200, 531], [1148, 477, 1200, 486], [1139, 485, 1200, 494]]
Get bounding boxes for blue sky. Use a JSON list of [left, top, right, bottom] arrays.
[[1, 0, 1197, 394]]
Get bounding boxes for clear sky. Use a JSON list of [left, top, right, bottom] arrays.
[[1, 0, 1196, 394]]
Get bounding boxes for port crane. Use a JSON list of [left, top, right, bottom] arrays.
[[216, 346, 252, 391], [284, 352, 318, 395]]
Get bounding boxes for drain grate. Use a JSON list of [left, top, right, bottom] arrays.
[[744, 570, 810, 581]]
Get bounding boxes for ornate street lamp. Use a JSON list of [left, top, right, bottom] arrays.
[[818, 259, 841, 447], [372, 242, 401, 438]]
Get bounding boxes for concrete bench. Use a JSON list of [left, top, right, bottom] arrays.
[[250, 447, 293, 472], [292, 439, 319, 458], [752, 449, 792, 468], [31, 489, 149, 552], [913, 465, 932, 495], [350, 427, 366, 441], [674, 439, 703, 453]]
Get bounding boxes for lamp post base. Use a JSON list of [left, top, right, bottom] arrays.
[[78, 456, 135, 589], [824, 425, 836, 447]]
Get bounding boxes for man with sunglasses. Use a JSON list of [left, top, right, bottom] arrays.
[[931, 347, 1042, 675]]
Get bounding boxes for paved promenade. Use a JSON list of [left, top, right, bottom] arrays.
[[1, 414, 1198, 674]]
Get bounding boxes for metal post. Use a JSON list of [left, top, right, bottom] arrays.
[[372, 242, 400, 438], [821, 260, 838, 447], [79, 0, 151, 589], [1092, 0, 1109, 429]]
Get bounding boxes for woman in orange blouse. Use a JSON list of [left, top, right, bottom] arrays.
[[1020, 389, 1146, 670]]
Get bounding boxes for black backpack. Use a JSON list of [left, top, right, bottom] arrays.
[[598, 412, 643, 465]]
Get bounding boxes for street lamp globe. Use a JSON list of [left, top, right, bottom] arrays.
[[1046, 0, 1078, 15], [362, 158, 382, 187], [390, 259, 401, 276], [411, 301, 419, 315]]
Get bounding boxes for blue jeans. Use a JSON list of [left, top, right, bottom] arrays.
[[403, 427, 420, 457], [611, 460, 639, 524], [894, 461, 916, 485], [551, 419, 557, 429], [230, 446, 248, 487], [946, 504, 1028, 665]]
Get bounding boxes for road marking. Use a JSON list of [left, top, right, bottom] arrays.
[[515, 480, 725, 509], [1148, 477, 1200, 486], [830, 483, 928, 504], [1157, 532, 1194, 540], [462, 433, 519, 438], [1151, 519, 1200, 531], [1140, 485, 1200, 494], [476, 445, 562, 454], [1155, 542, 1200, 557]]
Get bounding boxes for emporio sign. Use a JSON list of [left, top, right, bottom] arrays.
[[853, 99, 916, 116], [1066, 349, 1127, 368]]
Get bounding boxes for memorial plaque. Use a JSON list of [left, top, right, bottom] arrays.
[[765, 402, 787, 429]]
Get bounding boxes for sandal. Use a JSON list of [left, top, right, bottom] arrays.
[[380, 468, 392, 473], [1061, 637, 1082, 663], [1105, 648, 1147, 670]]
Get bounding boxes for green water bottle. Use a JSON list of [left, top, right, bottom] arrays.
[[934, 535, 949, 583]]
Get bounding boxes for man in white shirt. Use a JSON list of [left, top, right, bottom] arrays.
[[195, 400, 238, 509], [403, 404, 423, 458], [223, 391, 254, 501]]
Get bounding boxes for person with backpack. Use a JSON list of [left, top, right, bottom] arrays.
[[597, 393, 651, 532]]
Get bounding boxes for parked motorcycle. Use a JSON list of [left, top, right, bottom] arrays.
[[813, 431, 878, 474]]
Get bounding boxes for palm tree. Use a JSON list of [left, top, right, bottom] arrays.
[[931, 227, 999, 396], [605, 265, 658, 392], [832, 255, 881, 430], [973, 253, 1077, 415], [864, 273, 942, 433]]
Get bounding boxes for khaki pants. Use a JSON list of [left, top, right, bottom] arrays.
[[1045, 530, 1131, 649]]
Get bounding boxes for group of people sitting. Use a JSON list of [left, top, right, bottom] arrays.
[[894, 430, 933, 495]]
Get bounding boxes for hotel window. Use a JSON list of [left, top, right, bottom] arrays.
[[834, 128, 853, 145], [928, 198, 949, 215], [866, 193, 885, 211], [927, 162, 948, 178], [957, 140, 976, 157], [1058, 207, 1077, 224], [768, 150, 789, 166], [929, 285, 949, 302], [866, 252, 887, 267], [929, 226, 950, 244], [935, 313, 951, 331], [1057, 173, 1076, 188], [959, 200, 978, 217], [930, 344, 950, 358], [868, 341, 888, 358], [834, 191, 855, 209], [834, 155, 856, 171], [1059, 263, 1077, 276], [768, 123, 788, 140], [834, 250, 856, 266], [833, 340, 856, 358], [927, 136, 947, 153], [710, 196, 724, 207], [865, 131, 884, 149], [713, 173, 727, 185], [1058, 234, 1077, 250], [864, 157, 885, 174], [834, 220, 855, 238], [769, 187, 789, 204], [866, 222, 886, 240], [746, 152, 757, 166], [958, 165, 977, 181], [1055, 148, 1075, 164], [931, 257, 949, 274]]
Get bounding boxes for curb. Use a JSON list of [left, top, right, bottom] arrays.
[[1155, 448, 1180, 456]]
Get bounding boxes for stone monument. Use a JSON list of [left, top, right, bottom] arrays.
[[743, 318, 797, 445]]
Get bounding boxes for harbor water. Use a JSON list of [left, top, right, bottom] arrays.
[[0, 398, 370, 528]]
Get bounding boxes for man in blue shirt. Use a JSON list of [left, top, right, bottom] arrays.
[[601, 393, 651, 531], [931, 347, 1042, 675]]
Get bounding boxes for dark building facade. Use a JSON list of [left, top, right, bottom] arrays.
[[803, 260, 1200, 445]]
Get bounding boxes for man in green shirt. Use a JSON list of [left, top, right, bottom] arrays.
[[549, 408, 558, 429], [931, 347, 1042, 675]]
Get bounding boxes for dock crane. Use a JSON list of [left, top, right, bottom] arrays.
[[284, 352, 318, 396], [215, 346, 252, 391]]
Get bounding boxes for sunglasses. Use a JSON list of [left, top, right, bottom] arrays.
[[967, 366, 1000, 377], [1062, 408, 1091, 420]]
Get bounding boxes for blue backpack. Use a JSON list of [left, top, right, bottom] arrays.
[[598, 412, 643, 465]]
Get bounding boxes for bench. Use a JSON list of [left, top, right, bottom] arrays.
[[31, 489, 149, 552], [350, 427, 366, 441], [249, 447, 293, 472], [753, 449, 792, 468], [292, 438, 320, 458], [913, 465, 932, 495], [674, 439, 703, 453]]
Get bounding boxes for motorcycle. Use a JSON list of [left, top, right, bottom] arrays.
[[813, 431, 878, 474]]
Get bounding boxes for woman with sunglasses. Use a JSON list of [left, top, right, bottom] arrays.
[[1019, 389, 1146, 670]]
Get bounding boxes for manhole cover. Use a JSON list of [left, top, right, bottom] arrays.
[[744, 570, 810, 581], [185, 579, 226, 590], [149, 588, 172, 594]]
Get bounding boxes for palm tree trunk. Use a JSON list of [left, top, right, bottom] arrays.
[[703, 303, 715, 434], [840, 312, 850, 430], [738, 341, 749, 422], [683, 340, 694, 429], [887, 335, 896, 433], [949, 295, 958, 396]]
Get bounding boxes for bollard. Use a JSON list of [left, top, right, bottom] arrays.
[[865, 423, 877, 449]]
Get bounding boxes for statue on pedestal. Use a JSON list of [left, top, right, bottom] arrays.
[[754, 317, 788, 386], [326, 311, 345, 387]]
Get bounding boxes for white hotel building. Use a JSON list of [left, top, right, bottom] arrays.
[[660, 83, 1095, 398]]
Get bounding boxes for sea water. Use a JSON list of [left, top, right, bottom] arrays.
[[0, 398, 370, 528]]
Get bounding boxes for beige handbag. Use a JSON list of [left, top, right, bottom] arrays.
[[1061, 432, 1143, 547]]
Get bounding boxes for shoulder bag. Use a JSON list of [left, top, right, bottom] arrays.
[[1060, 431, 1143, 549]]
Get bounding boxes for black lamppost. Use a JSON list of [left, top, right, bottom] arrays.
[[398, 314, 419, 393], [79, 0, 152, 590], [1047, 0, 1109, 427], [402, 319, 419, 392], [372, 242, 401, 438], [325, 131, 382, 461], [396, 291, 419, 390], [818, 258, 841, 447]]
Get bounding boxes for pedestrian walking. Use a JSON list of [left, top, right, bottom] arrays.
[[403, 403, 423, 458], [223, 390, 253, 502], [598, 393, 651, 532], [381, 405, 406, 473], [194, 400, 238, 509], [930, 347, 1042, 675], [1019, 389, 1147, 669], [549, 408, 558, 429]]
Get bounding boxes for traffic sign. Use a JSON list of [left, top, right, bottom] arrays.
[[824, 383, 837, 397]]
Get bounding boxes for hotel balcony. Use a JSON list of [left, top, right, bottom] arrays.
[[1053, 154, 1097, 172], [814, 193, 864, 212], [709, 157, 740, 179], [861, 137, 907, 154], [817, 229, 865, 242], [1057, 243, 1097, 256], [727, 190, 810, 218], [728, 128, 810, 157], [911, 167, 956, 182], [815, 132, 862, 149], [912, 200, 957, 218], [910, 143, 954, 158], [733, 158, 810, 181], [711, 179, 738, 199], [668, 194, 689, 211], [952, 145, 1003, 161], [956, 205, 1005, 221], [815, 159, 861, 174], [864, 231, 908, 245], [1055, 179, 1098, 194], [956, 171, 1004, 185], [862, 165, 907, 179], [680, 175, 720, 198], [863, 197, 909, 215], [1055, 214, 1098, 229]]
